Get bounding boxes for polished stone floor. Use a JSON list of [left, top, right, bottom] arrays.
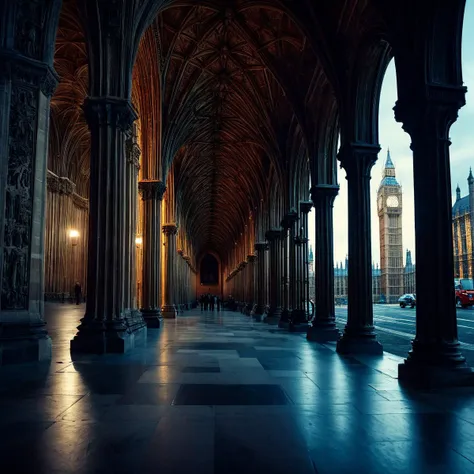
[[1, 304, 474, 473]]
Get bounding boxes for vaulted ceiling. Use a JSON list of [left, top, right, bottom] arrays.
[[50, 0, 392, 262]]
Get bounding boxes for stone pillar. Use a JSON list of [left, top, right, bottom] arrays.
[[71, 98, 147, 354], [300, 201, 313, 319], [285, 210, 301, 326], [0, 27, 59, 364], [245, 255, 256, 314], [125, 135, 141, 313], [307, 185, 341, 342], [138, 180, 166, 327], [252, 242, 268, 321], [162, 224, 178, 319], [336, 143, 382, 355], [279, 222, 290, 328], [289, 201, 312, 331], [394, 91, 474, 386], [265, 230, 282, 324]]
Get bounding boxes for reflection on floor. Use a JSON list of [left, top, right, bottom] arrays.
[[1, 304, 474, 473]]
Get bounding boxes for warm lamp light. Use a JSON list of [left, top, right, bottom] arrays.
[[69, 229, 79, 246], [135, 236, 143, 246]]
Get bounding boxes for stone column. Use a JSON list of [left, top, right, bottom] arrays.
[[279, 222, 290, 328], [336, 143, 382, 354], [265, 230, 282, 324], [124, 133, 140, 316], [71, 98, 147, 354], [300, 201, 313, 319], [252, 242, 268, 321], [162, 224, 178, 319], [138, 180, 166, 327], [246, 255, 257, 314], [0, 33, 59, 364], [394, 91, 473, 386], [307, 185, 341, 342], [285, 210, 301, 326]]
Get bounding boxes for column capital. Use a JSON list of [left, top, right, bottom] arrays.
[[299, 201, 313, 215], [177, 249, 184, 257], [265, 229, 282, 242], [0, 50, 60, 97], [247, 254, 257, 263], [162, 224, 178, 235], [281, 209, 299, 229], [83, 97, 138, 131], [394, 84, 466, 142], [255, 242, 269, 252], [139, 181, 166, 201], [310, 184, 339, 206], [338, 142, 380, 178]]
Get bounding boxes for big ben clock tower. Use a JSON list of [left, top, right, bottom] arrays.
[[377, 149, 404, 303]]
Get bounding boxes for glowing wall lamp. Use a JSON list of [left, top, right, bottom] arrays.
[[135, 236, 143, 247], [69, 229, 79, 246]]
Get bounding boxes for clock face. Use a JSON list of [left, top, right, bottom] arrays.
[[386, 195, 399, 208], [378, 196, 383, 210]]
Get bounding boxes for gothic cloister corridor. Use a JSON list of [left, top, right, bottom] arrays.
[[0, 303, 473, 474]]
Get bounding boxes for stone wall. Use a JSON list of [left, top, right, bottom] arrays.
[[44, 171, 88, 300]]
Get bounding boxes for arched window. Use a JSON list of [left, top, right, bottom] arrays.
[[200, 254, 219, 285]]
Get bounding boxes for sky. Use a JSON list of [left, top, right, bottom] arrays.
[[308, 2, 474, 266]]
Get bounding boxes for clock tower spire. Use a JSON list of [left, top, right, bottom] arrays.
[[377, 149, 404, 303]]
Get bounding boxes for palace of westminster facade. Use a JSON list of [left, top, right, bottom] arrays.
[[1, 0, 473, 388]]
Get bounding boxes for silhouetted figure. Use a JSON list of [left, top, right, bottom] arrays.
[[200, 294, 205, 311], [216, 297, 221, 311], [210, 295, 215, 311], [74, 281, 82, 305]]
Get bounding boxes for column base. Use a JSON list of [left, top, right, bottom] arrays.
[[140, 308, 162, 328], [399, 362, 474, 389], [290, 309, 307, 325], [70, 318, 147, 355], [162, 305, 177, 319], [251, 305, 265, 322], [398, 340, 474, 388], [307, 322, 341, 342], [265, 308, 282, 325], [278, 309, 290, 328], [336, 328, 383, 355], [0, 321, 52, 365]]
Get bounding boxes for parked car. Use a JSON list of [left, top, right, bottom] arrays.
[[454, 279, 474, 308], [398, 294, 416, 308]]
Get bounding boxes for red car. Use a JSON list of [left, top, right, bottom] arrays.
[[454, 279, 474, 308]]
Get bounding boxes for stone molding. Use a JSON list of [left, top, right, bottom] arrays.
[[138, 180, 166, 201], [265, 229, 281, 242], [0, 50, 59, 97], [255, 242, 269, 252], [83, 97, 138, 131], [310, 184, 339, 206], [46, 171, 89, 210], [162, 223, 178, 235], [299, 201, 313, 215]]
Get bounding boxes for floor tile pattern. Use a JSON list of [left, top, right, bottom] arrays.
[[0, 304, 474, 473]]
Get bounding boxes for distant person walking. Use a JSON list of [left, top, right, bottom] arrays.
[[74, 281, 82, 305]]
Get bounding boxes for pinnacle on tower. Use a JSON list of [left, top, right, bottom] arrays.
[[468, 168, 474, 186], [456, 184, 461, 202], [385, 148, 395, 169]]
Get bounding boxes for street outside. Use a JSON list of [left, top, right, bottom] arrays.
[[335, 304, 474, 367]]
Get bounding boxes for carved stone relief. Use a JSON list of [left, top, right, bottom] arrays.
[[14, 0, 44, 60], [2, 83, 37, 310]]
